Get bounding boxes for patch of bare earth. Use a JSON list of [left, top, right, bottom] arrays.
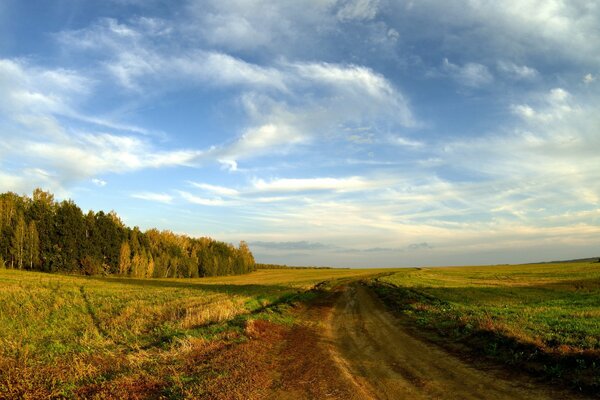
[[269, 295, 362, 400], [185, 295, 361, 399]]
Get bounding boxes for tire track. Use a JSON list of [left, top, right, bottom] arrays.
[[79, 285, 109, 338]]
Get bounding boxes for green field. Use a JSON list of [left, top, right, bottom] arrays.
[[372, 262, 600, 390], [3, 263, 600, 397], [0, 267, 389, 398]]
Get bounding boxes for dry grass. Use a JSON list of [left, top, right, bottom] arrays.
[[0, 267, 388, 398]]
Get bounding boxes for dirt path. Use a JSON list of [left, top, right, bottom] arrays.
[[157, 283, 588, 399], [327, 283, 584, 400]]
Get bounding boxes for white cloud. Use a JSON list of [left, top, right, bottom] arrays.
[[218, 159, 239, 172], [346, 132, 374, 144], [131, 192, 173, 204], [336, 0, 380, 22], [252, 176, 376, 193], [224, 122, 306, 160], [59, 18, 287, 92], [185, 0, 336, 53], [511, 88, 575, 123], [223, 80, 600, 263], [388, 135, 423, 147], [57, 17, 417, 165], [497, 61, 538, 80], [200, 61, 415, 162], [442, 58, 493, 88], [387, 28, 400, 41], [189, 182, 240, 196], [19, 133, 201, 179], [389, 1, 600, 69], [236, 165, 600, 265], [91, 178, 107, 187], [198, 13, 269, 50], [0, 59, 152, 137], [293, 61, 415, 125], [442, 88, 600, 220], [1, 51, 417, 199], [0, 59, 89, 117], [104, 48, 415, 134], [0, 58, 207, 195], [115, 50, 287, 92], [178, 190, 228, 206], [583, 73, 596, 84]]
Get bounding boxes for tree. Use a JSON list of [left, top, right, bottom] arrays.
[[131, 250, 144, 277], [54, 200, 86, 272], [119, 241, 131, 276], [25, 221, 39, 269], [10, 213, 26, 269], [1, 193, 20, 268], [28, 188, 56, 270], [235, 241, 254, 273], [94, 211, 126, 273], [146, 252, 155, 278], [0, 189, 257, 279], [32, 188, 54, 207]]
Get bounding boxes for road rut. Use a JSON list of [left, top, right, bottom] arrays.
[[327, 284, 583, 400]]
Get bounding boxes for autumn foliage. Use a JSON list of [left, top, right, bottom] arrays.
[[0, 189, 255, 277]]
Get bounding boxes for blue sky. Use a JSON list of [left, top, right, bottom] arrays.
[[1, 0, 599, 267]]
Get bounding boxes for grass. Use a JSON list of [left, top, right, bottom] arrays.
[[0, 267, 389, 398], [371, 262, 600, 393], [6, 263, 598, 397]]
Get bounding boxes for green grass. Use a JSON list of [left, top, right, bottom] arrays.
[[372, 262, 600, 391], [0, 267, 389, 398]]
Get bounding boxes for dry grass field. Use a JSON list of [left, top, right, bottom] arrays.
[[0, 267, 391, 398]]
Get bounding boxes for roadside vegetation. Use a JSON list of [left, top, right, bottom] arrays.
[[0, 267, 388, 398], [370, 262, 600, 394]]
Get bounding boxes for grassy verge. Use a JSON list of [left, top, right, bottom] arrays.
[[0, 268, 386, 398], [369, 262, 600, 395]]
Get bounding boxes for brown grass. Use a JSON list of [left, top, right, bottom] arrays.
[[0, 268, 388, 398]]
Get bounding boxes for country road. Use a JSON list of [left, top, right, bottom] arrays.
[[324, 283, 584, 400], [207, 282, 589, 400]]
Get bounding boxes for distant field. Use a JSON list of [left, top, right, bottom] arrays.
[[373, 262, 600, 390], [0, 267, 389, 398]]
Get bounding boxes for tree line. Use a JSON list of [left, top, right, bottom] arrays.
[[0, 189, 255, 277]]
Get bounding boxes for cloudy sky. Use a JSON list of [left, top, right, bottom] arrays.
[[1, 0, 599, 267]]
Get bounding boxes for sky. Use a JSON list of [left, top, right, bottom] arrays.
[[1, 0, 599, 267]]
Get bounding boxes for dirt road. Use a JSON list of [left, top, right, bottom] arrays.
[[192, 283, 587, 399], [326, 284, 583, 400]]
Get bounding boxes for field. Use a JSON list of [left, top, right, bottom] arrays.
[[372, 262, 600, 391], [2, 263, 600, 398], [0, 267, 390, 398]]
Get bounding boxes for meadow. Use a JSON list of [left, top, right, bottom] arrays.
[[372, 262, 600, 391], [3, 262, 599, 398], [0, 267, 389, 398]]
